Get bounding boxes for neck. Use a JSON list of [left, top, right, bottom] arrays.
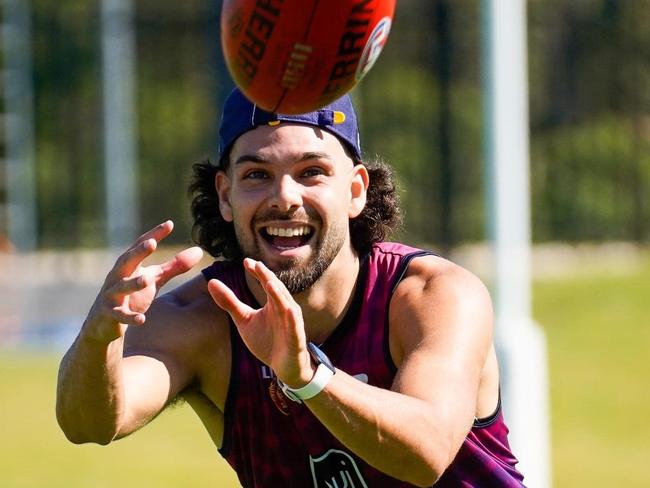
[[297, 247, 361, 344]]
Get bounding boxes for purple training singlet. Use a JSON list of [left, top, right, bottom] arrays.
[[202, 242, 525, 487]]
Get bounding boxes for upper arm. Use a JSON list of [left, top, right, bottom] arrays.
[[388, 255, 494, 455]]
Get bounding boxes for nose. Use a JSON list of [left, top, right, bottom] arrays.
[[270, 174, 303, 212]]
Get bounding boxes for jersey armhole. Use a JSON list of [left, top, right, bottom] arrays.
[[217, 319, 239, 457], [473, 389, 502, 428], [383, 250, 437, 373]]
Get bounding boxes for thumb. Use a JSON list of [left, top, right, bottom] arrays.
[[158, 246, 204, 287], [208, 279, 255, 325]]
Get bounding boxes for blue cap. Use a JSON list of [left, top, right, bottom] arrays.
[[218, 89, 362, 165]]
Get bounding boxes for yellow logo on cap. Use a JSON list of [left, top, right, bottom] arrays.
[[268, 120, 281, 126], [333, 111, 346, 124]]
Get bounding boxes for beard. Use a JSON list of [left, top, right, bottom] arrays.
[[234, 212, 347, 294], [272, 227, 344, 294]]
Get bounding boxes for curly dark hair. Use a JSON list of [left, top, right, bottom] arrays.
[[189, 154, 402, 260]]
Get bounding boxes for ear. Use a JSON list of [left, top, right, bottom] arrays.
[[348, 164, 369, 219], [216, 171, 234, 222]]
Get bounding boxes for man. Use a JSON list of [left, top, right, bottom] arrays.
[[57, 88, 525, 487]]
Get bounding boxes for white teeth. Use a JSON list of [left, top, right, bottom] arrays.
[[266, 226, 311, 238]]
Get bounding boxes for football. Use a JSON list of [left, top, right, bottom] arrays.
[[221, 0, 396, 114]]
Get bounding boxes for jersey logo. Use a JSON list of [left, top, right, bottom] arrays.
[[309, 449, 368, 488], [268, 378, 290, 416]]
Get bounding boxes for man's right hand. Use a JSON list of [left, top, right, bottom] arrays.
[[83, 220, 204, 344], [57, 220, 204, 444]]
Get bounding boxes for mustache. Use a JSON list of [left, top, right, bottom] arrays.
[[253, 208, 317, 224]]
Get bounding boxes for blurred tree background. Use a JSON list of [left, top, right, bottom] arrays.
[[2, 0, 648, 250]]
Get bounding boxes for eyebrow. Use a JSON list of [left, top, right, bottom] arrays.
[[233, 154, 268, 166], [233, 151, 331, 166]]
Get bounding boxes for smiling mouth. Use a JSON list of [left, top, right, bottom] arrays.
[[261, 225, 313, 249]]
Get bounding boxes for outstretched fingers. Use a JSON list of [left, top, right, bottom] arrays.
[[244, 258, 293, 307], [113, 221, 174, 278], [113, 238, 157, 280], [243, 259, 302, 329], [134, 220, 174, 247], [94, 274, 150, 326], [107, 274, 148, 300], [111, 306, 146, 326]]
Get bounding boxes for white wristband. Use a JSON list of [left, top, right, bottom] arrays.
[[279, 363, 335, 403]]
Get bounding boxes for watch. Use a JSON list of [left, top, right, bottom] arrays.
[[279, 342, 336, 403], [306, 342, 336, 374]]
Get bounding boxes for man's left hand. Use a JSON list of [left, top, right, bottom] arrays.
[[207, 258, 314, 388]]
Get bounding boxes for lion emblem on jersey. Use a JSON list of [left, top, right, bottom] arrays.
[[309, 449, 368, 488]]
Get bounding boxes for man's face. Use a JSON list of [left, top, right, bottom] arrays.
[[216, 124, 368, 294]]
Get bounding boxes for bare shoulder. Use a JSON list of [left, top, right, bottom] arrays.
[[396, 254, 491, 305], [389, 254, 493, 366]]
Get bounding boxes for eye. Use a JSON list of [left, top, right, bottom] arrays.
[[243, 169, 269, 180], [302, 167, 325, 178]]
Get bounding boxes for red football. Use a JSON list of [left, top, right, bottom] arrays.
[[221, 0, 396, 114]]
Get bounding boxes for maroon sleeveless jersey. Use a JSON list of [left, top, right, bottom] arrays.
[[202, 242, 525, 487]]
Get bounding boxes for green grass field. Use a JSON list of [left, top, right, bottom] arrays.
[[1, 252, 648, 487], [533, 252, 650, 487], [0, 353, 240, 487]]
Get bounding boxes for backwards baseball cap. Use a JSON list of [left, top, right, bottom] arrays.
[[218, 88, 362, 166]]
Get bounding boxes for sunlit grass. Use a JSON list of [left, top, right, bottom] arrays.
[[533, 251, 650, 487], [0, 352, 240, 487]]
